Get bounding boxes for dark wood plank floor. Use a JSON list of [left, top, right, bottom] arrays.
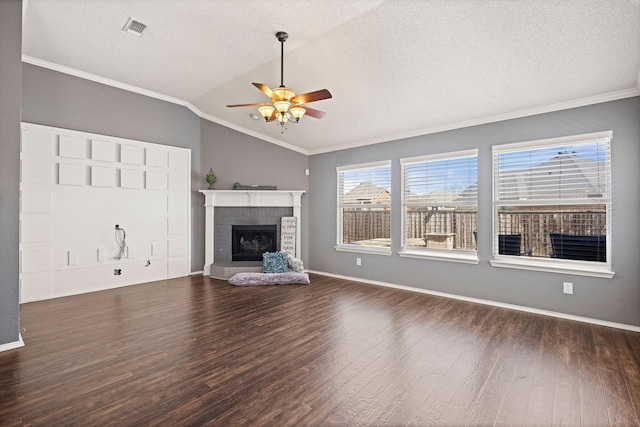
[[1, 273, 640, 426]]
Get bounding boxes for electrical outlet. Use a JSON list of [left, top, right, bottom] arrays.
[[563, 282, 573, 295], [356, 257, 361, 266]]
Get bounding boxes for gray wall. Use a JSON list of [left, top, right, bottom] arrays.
[[0, 0, 22, 346], [308, 97, 640, 327], [22, 64, 203, 271], [200, 120, 310, 264]]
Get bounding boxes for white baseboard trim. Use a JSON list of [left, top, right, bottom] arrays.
[[0, 333, 25, 353], [307, 270, 640, 333]]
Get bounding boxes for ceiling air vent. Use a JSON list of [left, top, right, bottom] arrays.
[[123, 18, 147, 36]]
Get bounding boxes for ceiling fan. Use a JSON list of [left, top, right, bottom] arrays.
[[226, 31, 332, 126]]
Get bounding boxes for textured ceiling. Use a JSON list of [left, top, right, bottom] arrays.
[[22, 0, 640, 154]]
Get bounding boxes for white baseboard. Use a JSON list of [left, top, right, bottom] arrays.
[[0, 333, 25, 353], [306, 270, 640, 333]]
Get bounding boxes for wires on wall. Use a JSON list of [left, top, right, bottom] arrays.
[[114, 225, 127, 260]]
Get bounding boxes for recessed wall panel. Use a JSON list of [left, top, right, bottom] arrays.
[[59, 135, 87, 159], [22, 130, 54, 155], [167, 239, 185, 257], [146, 171, 167, 190], [169, 150, 188, 169], [167, 217, 185, 236], [21, 190, 53, 213], [21, 248, 53, 273], [120, 169, 144, 189], [167, 259, 187, 279], [168, 172, 186, 191], [167, 195, 186, 213], [67, 250, 78, 266], [91, 140, 117, 162], [126, 246, 136, 259], [20, 275, 52, 303], [91, 166, 116, 187], [59, 163, 87, 186], [120, 144, 144, 165], [97, 247, 106, 262], [146, 148, 167, 167], [151, 242, 165, 256], [21, 219, 53, 243], [21, 159, 53, 184]]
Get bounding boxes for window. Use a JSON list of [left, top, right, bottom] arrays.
[[400, 150, 478, 263], [336, 161, 391, 255], [492, 131, 613, 278]]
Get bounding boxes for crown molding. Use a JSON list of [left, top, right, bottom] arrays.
[[196, 110, 309, 155], [22, 55, 194, 108], [21, 55, 310, 155], [22, 56, 639, 157], [308, 87, 640, 155]]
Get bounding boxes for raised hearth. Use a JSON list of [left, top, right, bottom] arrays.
[[209, 261, 263, 280]]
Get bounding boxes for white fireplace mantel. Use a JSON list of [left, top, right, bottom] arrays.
[[199, 190, 305, 275]]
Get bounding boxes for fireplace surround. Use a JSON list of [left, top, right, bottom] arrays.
[[200, 190, 305, 276]]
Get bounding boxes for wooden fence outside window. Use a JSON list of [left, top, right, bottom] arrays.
[[342, 208, 606, 256]]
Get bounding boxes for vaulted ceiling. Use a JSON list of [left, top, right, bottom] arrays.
[[22, 0, 640, 154]]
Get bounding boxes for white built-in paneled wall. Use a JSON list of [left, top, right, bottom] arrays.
[[19, 123, 191, 302]]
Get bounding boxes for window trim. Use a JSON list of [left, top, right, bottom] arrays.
[[491, 131, 614, 278], [336, 160, 392, 255], [399, 248, 479, 264], [334, 244, 392, 256], [399, 149, 479, 264]]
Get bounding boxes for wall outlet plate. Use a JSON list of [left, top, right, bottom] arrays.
[[563, 282, 573, 294]]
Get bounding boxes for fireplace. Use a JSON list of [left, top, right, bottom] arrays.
[[200, 190, 305, 277], [231, 225, 277, 261]]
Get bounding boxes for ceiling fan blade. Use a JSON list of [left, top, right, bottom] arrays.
[[226, 102, 272, 108], [302, 106, 326, 119], [291, 89, 332, 104], [266, 109, 277, 122], [252, 83, 274, 99]]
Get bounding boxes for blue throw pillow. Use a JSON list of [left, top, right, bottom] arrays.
[[263, 251, 288, 273]]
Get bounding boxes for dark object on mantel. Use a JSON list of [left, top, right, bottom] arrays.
[[233, 182, 278, 191]]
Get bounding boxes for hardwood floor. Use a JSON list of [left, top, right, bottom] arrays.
[[1, 273, 639, 426]]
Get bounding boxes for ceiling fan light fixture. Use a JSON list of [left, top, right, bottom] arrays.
[[273, 87, 295, 101], [258, 105, 275, 121], [290, 105, 306, 121], [277, 112, 290, 125], [274, 100, 291, 113], [226, 31, 332, 129]]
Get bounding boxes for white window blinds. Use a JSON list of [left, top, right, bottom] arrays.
[[492, 131, 612, 266], [495, 136, 611, 205], [401, 150, 478, 253], [402, 150, 478, 208], [338, 162, 391, 207], [337, 161, 391, 248]]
